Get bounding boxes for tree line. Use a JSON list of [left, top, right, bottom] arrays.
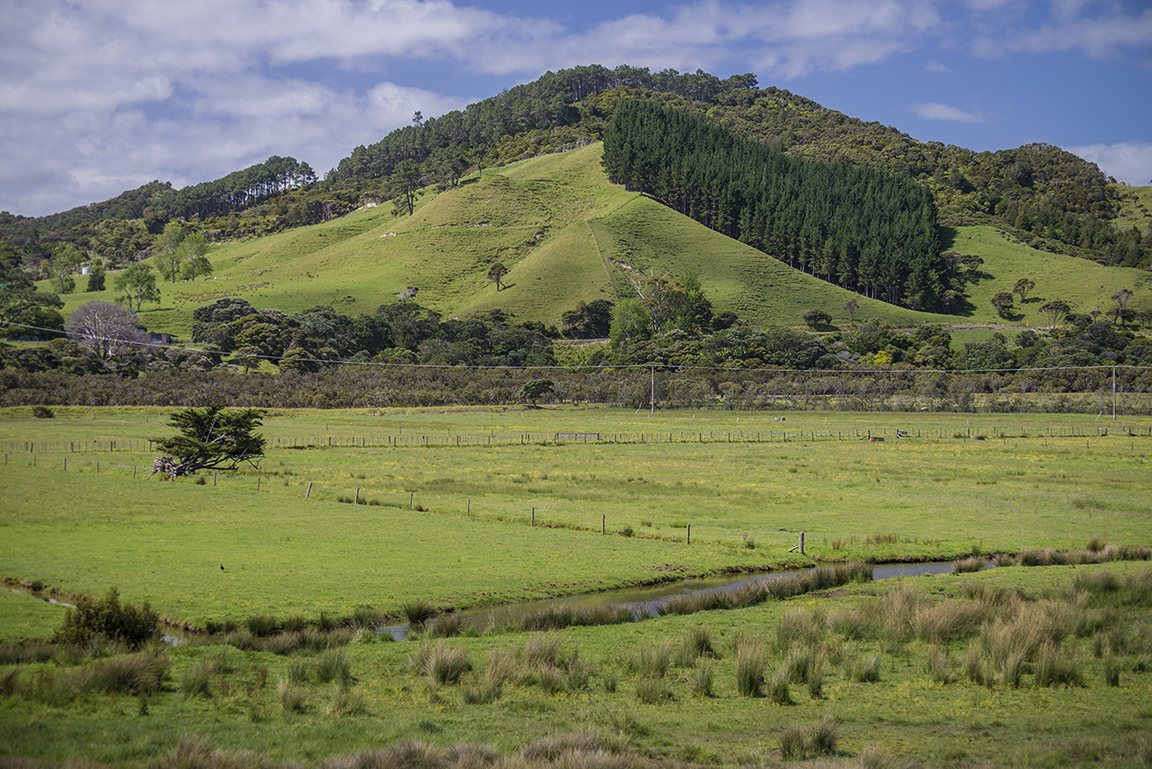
[[601, 100, 944, 309]]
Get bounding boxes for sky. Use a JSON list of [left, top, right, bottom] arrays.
[[1, 0, 1150, 218]]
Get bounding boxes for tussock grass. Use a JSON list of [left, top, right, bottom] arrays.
[[734, 639, 766, 697], [429, 612, 462, 638], [628, 641, 672, 679], [314, 649, 353, 689]]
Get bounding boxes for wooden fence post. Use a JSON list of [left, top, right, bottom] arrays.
[[306, 482, 313, 499], [256, 476, 260, 491], [687, 524, 691, 545], [355, 487, 359, 504]]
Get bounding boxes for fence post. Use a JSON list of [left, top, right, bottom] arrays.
[[133, 466, 136, 479], [602, 515, 605, 534], [409, 492, 413, 509], [687, 524, 691, 545], [355, 487, 359, 504], [307, 482, 313, 499], [214, 473, 217, 486], [63, 458, 66, 471], [532, 507, 535, 526], [800, 532, 805, 554], [256, 476, 260, 491]]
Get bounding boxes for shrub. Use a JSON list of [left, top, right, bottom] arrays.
[[809, 717, 838, 756], [523, 634, 565, 668], [33, 406, 55, 419], [52, 587, 160, 649], [565, 653, 592, 692], [400, 600, 435, 626]]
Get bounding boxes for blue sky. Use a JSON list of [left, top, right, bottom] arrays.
[[2, 0, 1149, 218]]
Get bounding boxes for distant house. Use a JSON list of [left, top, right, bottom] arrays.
[[149, 332, 178, 345]]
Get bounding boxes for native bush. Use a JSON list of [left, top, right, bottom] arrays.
[[53, 587, 160, 649]]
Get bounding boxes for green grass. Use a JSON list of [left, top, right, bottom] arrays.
[[47, 146, 1150, 339], [2, 407, 1151, 633], [2, 562, 1150, 767]]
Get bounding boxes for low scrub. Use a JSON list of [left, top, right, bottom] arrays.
[[52, 587, 160, 649]]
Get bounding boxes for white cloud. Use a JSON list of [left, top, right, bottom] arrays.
[[1066, 140, 1152, 186], [925, 60, 950, 72], [973, 6, 1152, 57], [911, 102, 987, 122]]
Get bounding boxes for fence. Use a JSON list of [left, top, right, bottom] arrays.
[[4, 422, 1149, 456]]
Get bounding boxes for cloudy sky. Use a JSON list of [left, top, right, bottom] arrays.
[[2, 0, 1150, 218]]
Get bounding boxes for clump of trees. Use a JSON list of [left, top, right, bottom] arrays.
[[601, 100, 943, 309]]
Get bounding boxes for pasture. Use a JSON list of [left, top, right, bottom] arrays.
[[2, 406, 1152, 768], [2, 406, 1150, 627]]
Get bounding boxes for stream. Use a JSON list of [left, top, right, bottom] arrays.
[[382, 559, 978, 640], [9, 560, 980, 644]]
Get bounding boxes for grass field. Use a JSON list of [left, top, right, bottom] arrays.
[[2, 406, 1152, 767], [44, 146, 1152, 340], [2, 406, 1150, 627]]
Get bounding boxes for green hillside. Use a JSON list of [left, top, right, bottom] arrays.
[[51, 144, 1150, 339]]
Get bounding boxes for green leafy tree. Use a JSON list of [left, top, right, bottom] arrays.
[[487, 262, 508, 291], [1039, 299, 1072, 329], [1109, 288, 1134, 328], [114, 263, 161, 311], [45, 244, 83, 294], [154, 221, 186, 283], [177, 231, 211, 281], [803, 308, 832, 329], [391, 159, 423, 216], [0, 244, 63, 330], [844, 297, 859, 322], [991, 292, 1015, 319], [86, 264, 106, 292], [518, 379, 554, 408], [150, 403, 267, 479], [1012, 278, 1036, 303]]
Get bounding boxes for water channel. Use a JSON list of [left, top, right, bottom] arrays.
[[9, 560, 978, 643]]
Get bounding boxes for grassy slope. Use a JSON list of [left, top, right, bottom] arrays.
[[49, 149, 1151, 339]]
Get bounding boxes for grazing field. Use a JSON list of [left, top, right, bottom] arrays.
[[2, 406, 1152, 768], [2, 406, 1150, 627]]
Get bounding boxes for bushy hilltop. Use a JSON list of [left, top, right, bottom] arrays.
[[2, 63, 1150, 352]]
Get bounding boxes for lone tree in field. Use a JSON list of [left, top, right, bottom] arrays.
[[518, 379, 554, 408], [1013, 278, 1036, 303], [803, 308, 832, 329], [991, 292, 1015, 319], [149, 403, 266, 479], [487, 262, 508, 291]]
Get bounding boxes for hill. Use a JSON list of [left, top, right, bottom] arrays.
[[49, 143, 1150, 340]]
